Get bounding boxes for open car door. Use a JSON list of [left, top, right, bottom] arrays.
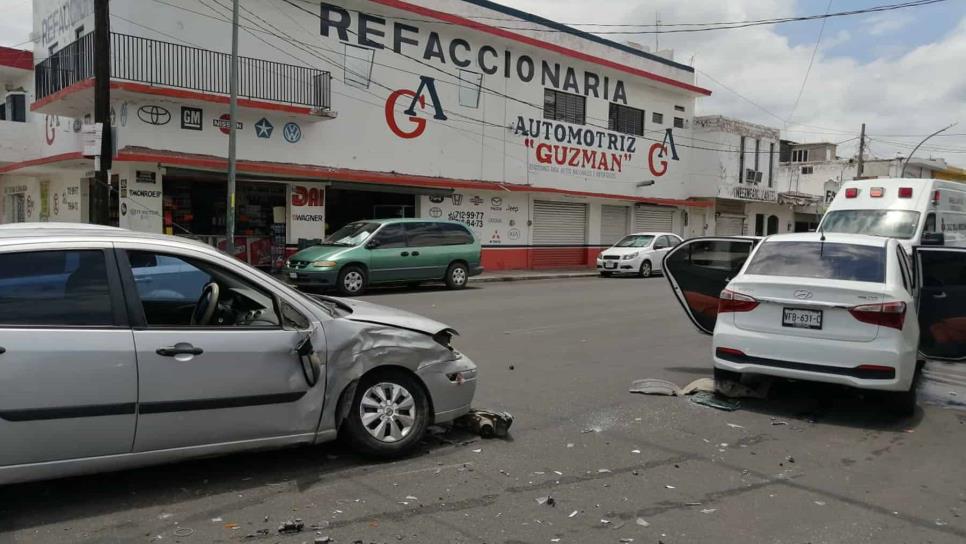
[[914, 246, 966, 361], [662, 237, 760, 335]]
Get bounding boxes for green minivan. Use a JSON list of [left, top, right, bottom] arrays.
[[285, 219, 484, 296]]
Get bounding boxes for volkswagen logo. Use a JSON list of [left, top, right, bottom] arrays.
[[794, 289, 813, 300], [137, 105, 171, 126], [283, 122, 302, 143]]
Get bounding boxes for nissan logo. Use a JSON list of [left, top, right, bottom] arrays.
[[138, 105, 171, 126], [794, 289, 813, 300]]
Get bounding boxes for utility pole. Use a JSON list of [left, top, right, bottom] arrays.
[[655, 12, 660, 52], [93, 0, 111, 224], [855, 123, 866, 179], [226, 0, 240, 255]]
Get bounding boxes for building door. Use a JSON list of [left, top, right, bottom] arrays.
[[532, 200, 587, 268], [633, 205, 674, 232], [716, 215, 745, 236], [601, 205, 630, 246]]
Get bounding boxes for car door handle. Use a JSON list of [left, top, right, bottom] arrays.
[[156, 345, 204, 357], [411, 251, 420, 256], [400, 251, 410, 257], [933, 292, 947, 299]]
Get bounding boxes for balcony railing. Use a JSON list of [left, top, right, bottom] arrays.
[[35, 32, 331, 110]]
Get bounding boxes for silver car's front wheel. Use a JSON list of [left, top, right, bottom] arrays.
[[359, 382, 416, 443], [345, 370, 430, 457]]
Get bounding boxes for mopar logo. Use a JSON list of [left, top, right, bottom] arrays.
[[138, 105, 171, 126], [794, 290, 813, 300]]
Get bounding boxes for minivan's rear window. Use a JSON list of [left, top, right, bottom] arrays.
[[744, 241, 886, 283]]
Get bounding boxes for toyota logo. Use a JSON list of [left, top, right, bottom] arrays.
[[794, 289, 813, 300], [138, 105, 171, 126]]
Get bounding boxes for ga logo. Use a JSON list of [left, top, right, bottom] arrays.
[[385, 76, 447, 139]]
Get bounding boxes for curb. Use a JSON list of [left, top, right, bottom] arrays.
[[474, 272, 599, 283]]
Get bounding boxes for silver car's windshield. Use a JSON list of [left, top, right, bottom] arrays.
[[615, 235, 654, 248], [820, 210, 920, 239]]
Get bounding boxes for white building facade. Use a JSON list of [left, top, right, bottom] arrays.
[[0, 0, 713, 270]]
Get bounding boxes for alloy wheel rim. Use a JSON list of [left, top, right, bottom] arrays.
[[359, 382, 416, 443], [452, 267, 467, 285], [642, 263, 651, 276], [344, 271, 364, 292]]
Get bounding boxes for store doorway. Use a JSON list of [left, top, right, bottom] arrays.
[[325, 188, 415, 233]]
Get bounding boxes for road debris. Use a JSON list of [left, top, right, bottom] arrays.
[[636, 518, 650, 527], [173, 528, 194, 537], [453, 409, 514, 439], [244, 529, 270, 539], [726, 423, 744, 429], [315, 537, 333, 544], [628, 379, 679, 396], [569, 510, 579, 518], [277, 519, 304, 534], [701, 509, 717, 514], [665, 485, 676, 489], [690, 391, 740, 411]]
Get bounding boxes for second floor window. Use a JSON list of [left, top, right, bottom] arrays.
[[792, 149, 809, 162], [608, 103, 644, 136], [544, 89, 585, 125]]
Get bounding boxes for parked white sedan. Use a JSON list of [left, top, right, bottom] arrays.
[[597, 232, 682, 278], [663, 232, 966, 416]]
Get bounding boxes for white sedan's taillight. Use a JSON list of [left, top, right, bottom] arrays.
[[848, 301, 906, 330], [718, 289, 759, 313]]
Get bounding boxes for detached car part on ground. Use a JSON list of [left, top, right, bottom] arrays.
[[0, 224, 477, 485], [662, 233, 966, 416]]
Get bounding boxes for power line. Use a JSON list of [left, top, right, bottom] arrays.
[[786, 0, 833, 124]]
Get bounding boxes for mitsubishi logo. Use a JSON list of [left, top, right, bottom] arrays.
[[794, 289, 813, 300]]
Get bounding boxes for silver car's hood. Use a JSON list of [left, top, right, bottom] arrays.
[[323, 296, 457, 336]]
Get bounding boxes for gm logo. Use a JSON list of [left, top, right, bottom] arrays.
[[283, 122, 302, 143], [429, 207, 443, 218], [181, 107, 203, 130]]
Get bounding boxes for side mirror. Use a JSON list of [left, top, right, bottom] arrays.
[[921, 232, 945, 246], [365, 239, 380, 249]]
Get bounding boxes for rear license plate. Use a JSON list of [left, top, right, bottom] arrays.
[[289, 272, 298, 279], [782, 308, 823, 330], [604, 262, 617, 269]]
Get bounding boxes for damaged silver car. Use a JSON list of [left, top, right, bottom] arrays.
[[0, 224, 477, 485]]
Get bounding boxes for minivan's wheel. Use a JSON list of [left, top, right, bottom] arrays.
[[337, 265, 367, 296], [345, 370, 430, 458], [445, 262, 469, 289], [639, 260, 652, 278]]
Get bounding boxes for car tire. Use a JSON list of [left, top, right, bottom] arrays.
[[713, 367, 741, 385], [344, 370, 430, 459], [337, 265, 367, 296], [639, 260, 652, 278], [445, 262, 469, 289], [885, 384, 917, 417]]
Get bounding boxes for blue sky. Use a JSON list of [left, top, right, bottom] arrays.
[[776, 0, 961, 63]]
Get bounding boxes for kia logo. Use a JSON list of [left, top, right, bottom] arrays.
[[138, 105, 171, 126], [794, 289, 813, 300]]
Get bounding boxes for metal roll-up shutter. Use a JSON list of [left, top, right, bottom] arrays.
[[532, 200, 587, 268], [601, 205, 630, 246], [633, 205, 674, 232], [716, 215, 745, 236]]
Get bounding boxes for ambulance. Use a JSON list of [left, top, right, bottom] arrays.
[[819, 178, 966, 250]]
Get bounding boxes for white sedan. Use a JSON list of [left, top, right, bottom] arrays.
[[663, 232, 966, 416], [597, 232, 682, 278]]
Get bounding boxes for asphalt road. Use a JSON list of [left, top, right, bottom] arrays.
[[2, 276, 965, 544]]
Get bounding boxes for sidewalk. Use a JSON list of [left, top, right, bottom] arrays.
[[474, 268, 599, 283]]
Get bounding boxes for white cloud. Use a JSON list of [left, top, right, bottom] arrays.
[[866, 13, 913, 36], [510, 0, 966, 163]]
